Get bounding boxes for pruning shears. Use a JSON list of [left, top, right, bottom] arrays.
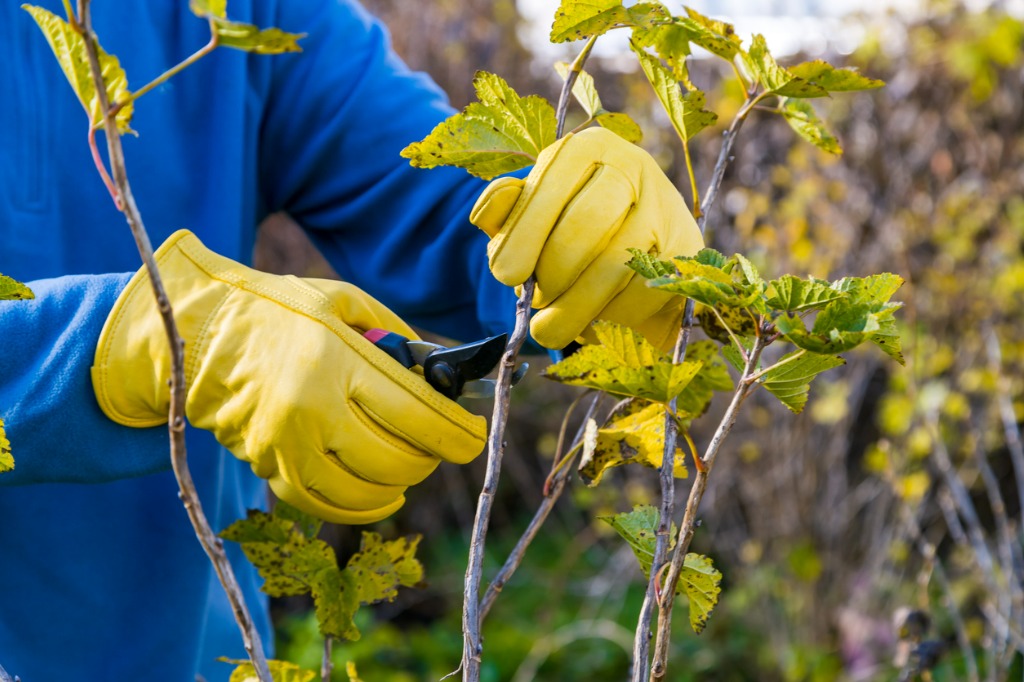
[[363, 329, 528, 401]]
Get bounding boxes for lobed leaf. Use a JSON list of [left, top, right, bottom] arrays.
[[580, 401, 688, 486], [0, 418, 12, 473], [776, 301, 880, 354], [21, 5, 135, 134], [544, 321, 703, 402], [832, 272, 904, 305], [632, 22, 692, 84], [743, 35, 827, 98], [650, 258, 762, 310], [210, 17, 304, 54], [766, 274, 844, 312], [401, 71, 557, 179], [0, 275, 33, 301], [551, 0, 668, 43], [870, 315, 905, 365], [682, 7, 743, 59], [626, 247, 676, 279], [699, 304, 758, 345], [221, 658, 316, 682], [788, 60, 884, 92], [631, 41, 717, 143], [782, 99, 842, 155], [679, 553, 722, 634], [598, 504, 669, 577], [311, 567, 359, 640], [345, 533, 424, 604], [758, 350, 845, 413], [595, 111, 643, 143]]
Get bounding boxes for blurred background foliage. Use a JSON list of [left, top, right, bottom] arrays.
[[255, 1, 1024, 679]]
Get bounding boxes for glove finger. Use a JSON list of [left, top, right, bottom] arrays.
[[532, 164, 636, 308], [352, 370, 487, 465], [485, 135, 602, 286], [300, 278, 418, 340], [470, 176, 525, 238], [268, 476, 405, 526], [529, 240, 651, 349]]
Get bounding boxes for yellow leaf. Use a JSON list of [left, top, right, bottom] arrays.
[[580, 402, 688, 486]]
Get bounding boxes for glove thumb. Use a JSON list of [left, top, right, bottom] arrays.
[[470, 176, 525, 238]]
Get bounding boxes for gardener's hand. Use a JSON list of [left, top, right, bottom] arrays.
[[91, 230, 486, 524], [470, 127, 704, 350]]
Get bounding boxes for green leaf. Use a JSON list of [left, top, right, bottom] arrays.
[[776, 301, 880, 354], [766, 274, 844, 312], [0, 418, 13, 473], [272, 500, 323, 540], [695, 248, 729, 269], [550, 0, 668, 43], [631, 41, 717, 143], [311, 567, 360, 640], [649, 258, 762, 309], [188, 0, 226, 18], [0, 274, 34, 301], [595, 111, 643, 143], [221, 658, 316, 682], [743, 34, 827, 98], [210, 17, 304, 54], [870, 315, 905, 365], [832, 272, 904, 305], [544, 320, 703, 402], [676, 341, 734, 418], [401, 71, 557, 179], [598, 504, 669, 577], [699, 304, 758, 345], [22, 5, 135, 134], [682, 8, 742, 59], [344, 532, 424, 604], [758, 350, 845, 413], [679, 553, 722, 634], [632, 22, 692, 84], [788, 60, 884, 92], [626, 247, 676, 279], [579, 401, 688, 486], [781, 99, 842, 155]]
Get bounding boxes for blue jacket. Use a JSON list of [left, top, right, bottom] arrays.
[[0, 1, 516, 679]]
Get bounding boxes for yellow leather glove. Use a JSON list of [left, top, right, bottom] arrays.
[[470, 127, 705, 350], [91, 230, 486, 525]]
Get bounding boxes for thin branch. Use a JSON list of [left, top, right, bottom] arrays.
[[460, 36, 597, 681], [698, 89, 764, 228], [480, 392, 602, 620], [76, 3, 271, 681], [650, 334, 767, 680], [321, 637, 333, 682], [983, 326, 1024, 541], [555, 35, 598, 139], [459, 278, 535, 681], [116, 30, 218, 112]]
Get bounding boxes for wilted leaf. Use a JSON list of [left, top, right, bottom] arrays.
[[0, 418, 12, 473], [311, 567, 359, 640], [781, 99, 842, 155], [699, 304, 758, 345], [345, 533, 424, 604], [551, 0, 668, 43], [679, 553, 722, 634], [788, 60, 884, 92], [758, 350, 845, 413], [580, 401, 687, 486], [22, 5, 135, 134], [221, 658, 316, 682], [766, 274, 844, 312], [402, 71, 557, 179], [632, 42, 717, 143], [188, 0, 226, 18], [210, 17, 304, 54], [0, 274, 33, 301], [743, 34, 827, 98], [544, 321, 702, 402]]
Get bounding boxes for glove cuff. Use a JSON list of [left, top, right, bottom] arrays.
[[91, 230, 233, 427]]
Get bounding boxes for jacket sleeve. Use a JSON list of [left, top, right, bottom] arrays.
[[258, 0, 520, 343], [0, 274, 171, 486]]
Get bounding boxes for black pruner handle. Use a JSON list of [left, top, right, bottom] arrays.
[[363, 328, 416, 369]]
